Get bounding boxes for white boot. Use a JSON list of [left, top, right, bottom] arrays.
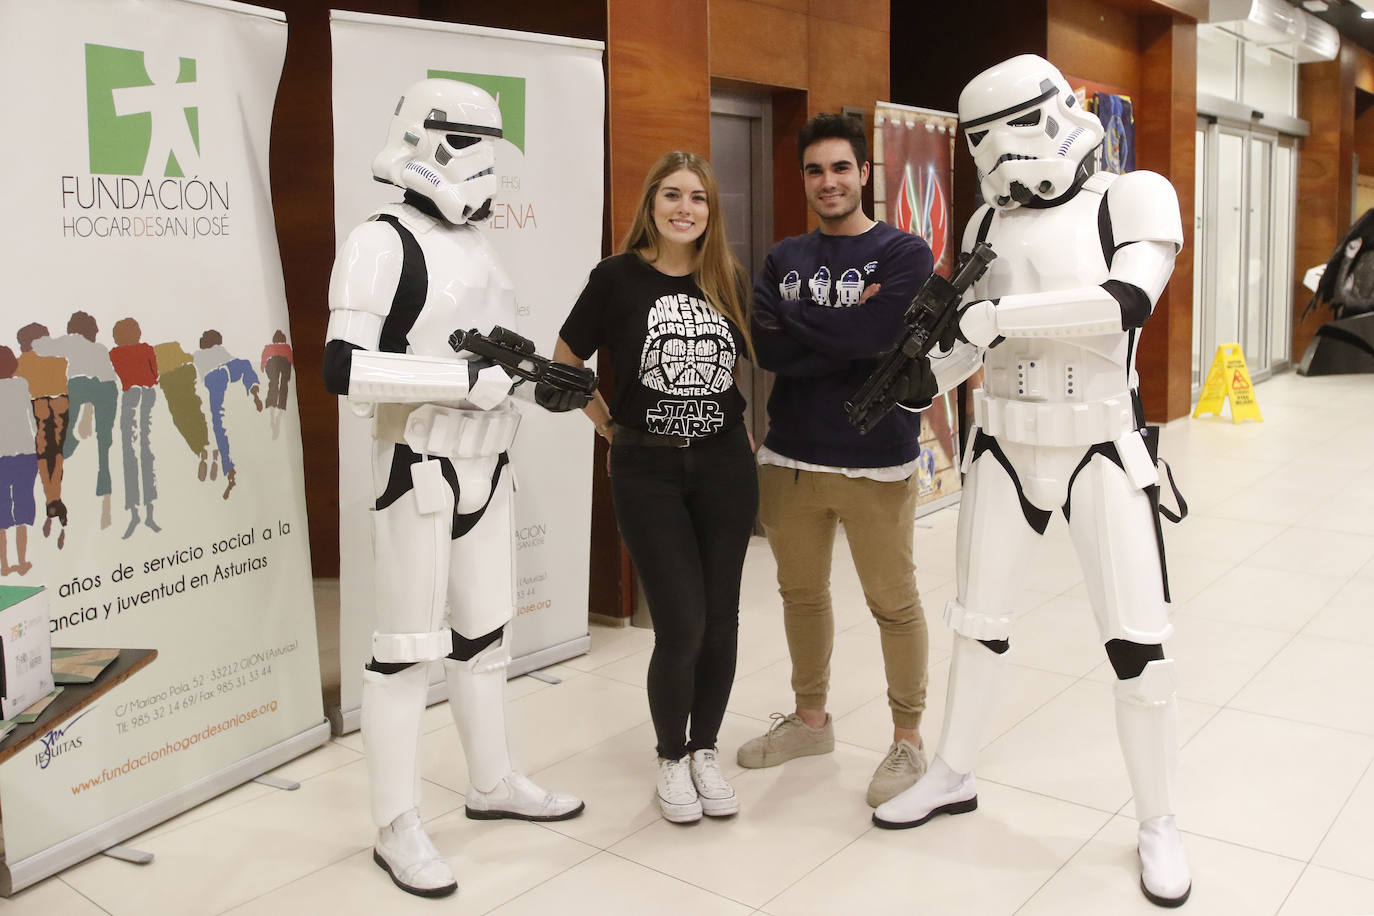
[[1116, 659, 1191, 908], [373, 809, 457, 898], [361, 665, 456, 897], [443, 648, 584, 822], [873, 632, 1003, 829]]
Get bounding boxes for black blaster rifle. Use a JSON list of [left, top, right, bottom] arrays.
[[845, 241, 997, 434], [448, 325, 598, 405]]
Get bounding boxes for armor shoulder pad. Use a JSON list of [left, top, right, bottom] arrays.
[[375, 202, 440, 235], [1106, 170, 1183, 251], [962, 204, 996, 253], [328, 220, 406, 318]]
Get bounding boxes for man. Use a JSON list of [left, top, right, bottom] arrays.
[[323, 79, 587, 899], [742, 112, 937, 808], [34, 311, 118, 530], [873, 56, 1191, 908]]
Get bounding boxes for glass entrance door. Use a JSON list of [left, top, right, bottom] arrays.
[[1193, 119, 1295, 392]]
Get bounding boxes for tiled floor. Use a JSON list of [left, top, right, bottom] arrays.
[[13, 371, 1374, 914]]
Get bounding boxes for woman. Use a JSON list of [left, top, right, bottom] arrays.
[[555, 151, 758, 824]]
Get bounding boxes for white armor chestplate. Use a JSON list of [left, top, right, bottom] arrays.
[[974, 179, 1137, 447], [366, 204, 521, 456], [375, 203, 518, 361]]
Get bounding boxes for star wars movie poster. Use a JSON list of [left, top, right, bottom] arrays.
[[873, 103, 962, 509]]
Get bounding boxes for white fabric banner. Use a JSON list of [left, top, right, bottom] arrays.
[[329, 12, 604, 729], [0, 0, 327, 890]]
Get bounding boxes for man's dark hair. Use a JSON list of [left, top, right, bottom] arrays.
[[797, 112, 867, 168]]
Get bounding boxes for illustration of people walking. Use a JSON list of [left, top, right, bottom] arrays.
[[194, 330, 262, 500], [15, 323, 69, 548], [0, 346, 38, 576], [34, 311, 118, 530], [259, 330, 293, 440], [154, 339, 216, 481], [110, 317, 161, 538]]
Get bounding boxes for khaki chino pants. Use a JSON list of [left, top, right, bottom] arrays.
[[757, 463, 928, 730]]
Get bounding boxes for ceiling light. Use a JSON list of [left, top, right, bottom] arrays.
[[1302, 0, 1328, 10]]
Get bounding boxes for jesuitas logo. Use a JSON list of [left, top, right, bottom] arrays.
[[60, 43, 230, 240]]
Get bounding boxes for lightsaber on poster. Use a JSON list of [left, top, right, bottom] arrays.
[[0, 0, 327, 893], [329, 11, 605, 733]]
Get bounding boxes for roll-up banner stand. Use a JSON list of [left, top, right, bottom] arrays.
[[0, 0, 327, 889], [0, 0, 328, 893], [329, 12, 605, 734], [873, 102, 964, 514]]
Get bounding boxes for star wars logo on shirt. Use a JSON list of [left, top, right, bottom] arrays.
[[645, 399, 725, 437], [780, 261, 879, 308], [639, 293, 736, 396]]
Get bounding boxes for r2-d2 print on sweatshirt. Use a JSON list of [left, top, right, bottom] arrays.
[[788, 263, 874, 308], [639, 292, 736, 437]]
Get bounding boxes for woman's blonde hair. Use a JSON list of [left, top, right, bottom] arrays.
[[621, 151, 755, 361]]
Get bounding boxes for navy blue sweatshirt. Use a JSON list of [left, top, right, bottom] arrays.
[[752, 221, 933, 467]]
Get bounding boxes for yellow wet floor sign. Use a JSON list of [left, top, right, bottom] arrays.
[[1193, 343, 1263, 423]]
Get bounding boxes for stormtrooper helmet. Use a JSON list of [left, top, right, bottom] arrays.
[[372, 79, 502, 224], [958, 55, 1104, 210]]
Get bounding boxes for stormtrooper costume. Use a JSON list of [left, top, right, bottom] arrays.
[[323, 79, 584, 899], [871, 56, 1191, 908]]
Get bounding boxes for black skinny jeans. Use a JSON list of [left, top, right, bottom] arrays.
[[610, 423, 759, 760]]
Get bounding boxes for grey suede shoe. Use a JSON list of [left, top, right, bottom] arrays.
[[866, 738, 928, 807], [737, 712, 834, 768]]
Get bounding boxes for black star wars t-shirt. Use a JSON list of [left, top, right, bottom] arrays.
[[560, 253, 746, 438]]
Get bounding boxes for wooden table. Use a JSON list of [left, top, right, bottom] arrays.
[[0, 649, 157, 767]]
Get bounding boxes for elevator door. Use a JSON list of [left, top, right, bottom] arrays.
[[710, 92, 773, 445]]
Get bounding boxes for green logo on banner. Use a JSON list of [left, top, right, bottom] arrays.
[[86, 43, 200, 177], [426, 70, 526, 154]]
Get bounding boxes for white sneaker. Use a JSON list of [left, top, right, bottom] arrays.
[[689, 748, 740, 817], [465, 771, 585, 822], [657, 756, 703, 823], [1138, 815, 1191, 907], [373, 808, 457, 898], [871, 755, 978, 829]]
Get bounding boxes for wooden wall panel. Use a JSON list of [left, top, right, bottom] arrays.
[[1295, 44, 1357, 364], [1048, 0, 1142, 96], [608, 0, 711, 238], [806, 15, 889, 119], [772, 89, 812, 242], [710, 0, 808, 88], [1136, 15, 1196, 422]]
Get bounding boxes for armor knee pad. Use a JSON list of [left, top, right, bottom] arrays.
[[372, 628, 452, 665], [1105, 639, 1165, 681], [447, 626, 503, 663], [449, 628, 509, 675], [365, 658, 419, 675], [944, 598, 1013, 642]]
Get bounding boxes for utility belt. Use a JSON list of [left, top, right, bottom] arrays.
[[973, 389, 1135, 448], [374, 402, 520, 459]]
